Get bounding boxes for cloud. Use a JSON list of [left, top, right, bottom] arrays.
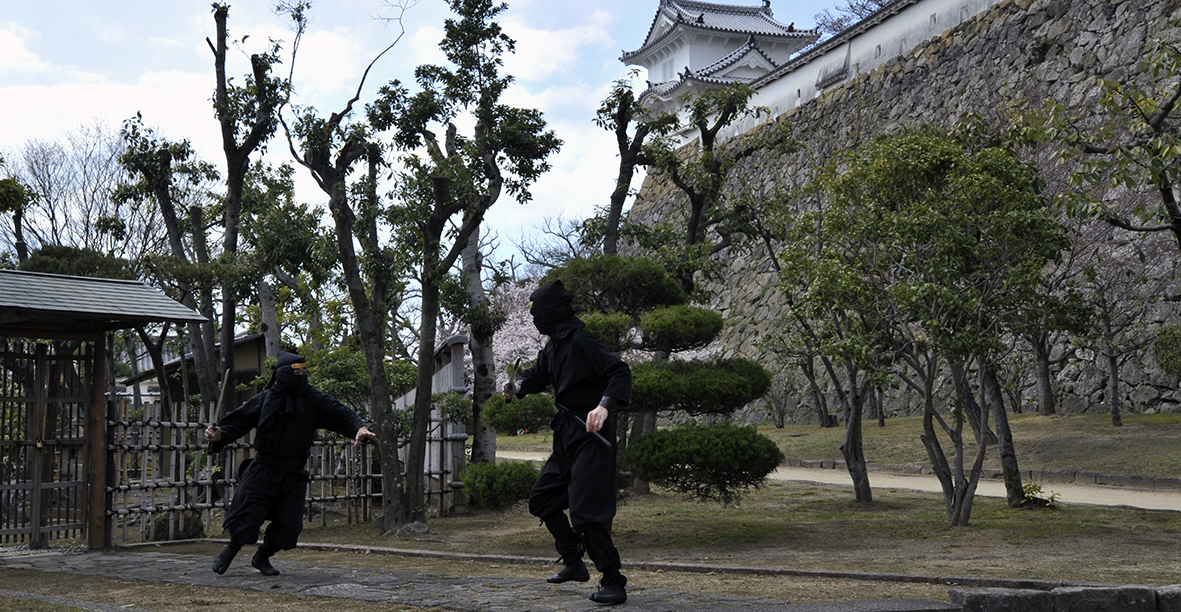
[[501, 11, 614, 83], [0, 23, 52, 75]]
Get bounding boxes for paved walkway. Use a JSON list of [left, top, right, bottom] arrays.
[[0, 546, 959, 612], [3, 454, 1173, 612], [499, 452, 1181, 512]]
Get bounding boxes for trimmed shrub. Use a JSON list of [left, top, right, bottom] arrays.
[[639, 305, 723, 353], [624, 423, 784, 504], [628, 357, 772, 414], [1154, 323, 1181, 378], [459, 461, 538, 509], [483, 393, 555, 434], [582, 311, 636, 353]]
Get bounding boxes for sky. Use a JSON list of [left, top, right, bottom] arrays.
[[0, 0, 835, 263]]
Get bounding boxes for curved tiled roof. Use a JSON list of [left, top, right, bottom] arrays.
[[621, 0, 816, 63], [698, 36, 778, 75]]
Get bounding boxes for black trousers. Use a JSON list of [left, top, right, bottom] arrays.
[[223, 459, 308, 550], [529, 412, 625, 585]]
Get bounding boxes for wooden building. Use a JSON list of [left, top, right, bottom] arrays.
[[0, 269, 205, 549]]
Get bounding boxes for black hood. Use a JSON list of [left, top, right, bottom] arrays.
[[530, 280, 575, 336], [269, 350, 309, 395]]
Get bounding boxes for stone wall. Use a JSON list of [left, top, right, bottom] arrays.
[[629, 0, 1181, 421]]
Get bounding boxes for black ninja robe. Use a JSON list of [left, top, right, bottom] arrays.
[[515, 296, 632, 586], [209, 374, 365, 550]]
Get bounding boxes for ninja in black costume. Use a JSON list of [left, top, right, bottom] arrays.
[[205, 351, 376, 576], [503, 280, 631, 605]]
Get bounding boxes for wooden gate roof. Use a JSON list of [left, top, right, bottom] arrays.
[[0, 269, 206, 339]]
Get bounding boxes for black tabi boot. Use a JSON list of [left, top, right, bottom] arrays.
[[542, 512, 589, 583], [589, 582, 627, 605], [212, 541, 242, 575], [547, 558, 590, 584], [251, 541, 281, 576]]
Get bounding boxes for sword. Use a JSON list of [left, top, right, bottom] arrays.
[[210, 368, 232, 430], [557, 402, 613, 449], [503, 357, 522, 399]]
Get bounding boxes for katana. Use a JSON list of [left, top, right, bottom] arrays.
[[557, 402, 612, 449]]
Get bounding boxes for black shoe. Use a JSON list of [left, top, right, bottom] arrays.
[[546, 560, 590, 583], [251, 550, 280, 576], [212, 542, 242, 575], [589, 582, 627, 605]]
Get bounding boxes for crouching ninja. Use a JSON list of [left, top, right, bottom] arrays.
[[504, 280, 631, 605], [205, 351, 376, 576]]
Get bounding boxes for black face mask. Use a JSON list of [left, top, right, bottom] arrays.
[[272, 365, 309, 394], [529, 280, 574, 336]]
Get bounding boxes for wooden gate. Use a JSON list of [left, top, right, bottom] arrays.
[[0, 338, 92, 548]]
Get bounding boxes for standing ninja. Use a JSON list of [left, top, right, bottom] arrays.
[[503, 280, 631, 605], [205, 350, 376, 576]]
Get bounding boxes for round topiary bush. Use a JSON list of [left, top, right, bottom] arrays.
[[483, 393, 555, 434], [458, 461, 539, 509], [623, 423, 784, 505]]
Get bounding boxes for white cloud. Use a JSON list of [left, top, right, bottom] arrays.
[[288, 28, 367, 103], [0, 24, 52, 75], [501, 11, 614, 83], [84, 16, 127, 45], [408, 24, 446, 69]]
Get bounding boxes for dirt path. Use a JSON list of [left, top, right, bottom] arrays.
[[498, 451, 1181, 511]]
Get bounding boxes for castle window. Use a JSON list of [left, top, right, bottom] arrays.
[[875, 44, 882, 58], [929, 13, 937, 29]]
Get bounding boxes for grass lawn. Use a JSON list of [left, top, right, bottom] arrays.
[[502, 412, 1181, 478]]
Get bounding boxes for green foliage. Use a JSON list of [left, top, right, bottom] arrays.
[[1010, 31, 1181, 252], [581, 311, 635, 353], [307, 345, 416, 421], [483, 393, 554, 434], [628, 357, 771, 415], [459, 460, 538, 509], [1021, 481, 1060, 510], [638, 305, 722, 353], [1154, 323, 1181, 378], [624, 424, 784, 504], [543, 254, 686, 317], [20, 245, 137, 279], [0, 177, 29, 215], [433, 391, 472, 424], [781, 125, 1072, 363]]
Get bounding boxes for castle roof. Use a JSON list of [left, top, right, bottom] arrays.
[[639, 35, 775, 105], [621, 0, 815, 64]]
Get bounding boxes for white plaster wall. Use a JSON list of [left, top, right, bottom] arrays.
[[674, 0, 1010, 142]]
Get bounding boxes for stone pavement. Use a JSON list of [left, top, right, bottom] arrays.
[[0, 545, 963, 612]]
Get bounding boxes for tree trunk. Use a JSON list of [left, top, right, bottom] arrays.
[[1031, 332, 1056, 416], [323, 164, 406, 530], [799, 354, 836, 427], [838, 361, 871, 502], [461, 223, 497, 464], [947, 358, 997, 445], [1104, 318, 1123, 427], [982, 359, 1024, 508], [258, 279, 280, 359]]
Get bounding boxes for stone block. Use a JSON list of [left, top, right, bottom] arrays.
[[1033, 468, 1077, 484], [1051, 585, 1156, 611], [1156, 585, 1181, 612], [949, 587, 1053, 612]]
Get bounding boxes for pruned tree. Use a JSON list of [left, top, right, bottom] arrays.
[[207, 2, 286, 383], [780, 125, 1076, 520], [368, 0, 560, 521], [590, 71, 677, 256], [276, 0, 413, 531]]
